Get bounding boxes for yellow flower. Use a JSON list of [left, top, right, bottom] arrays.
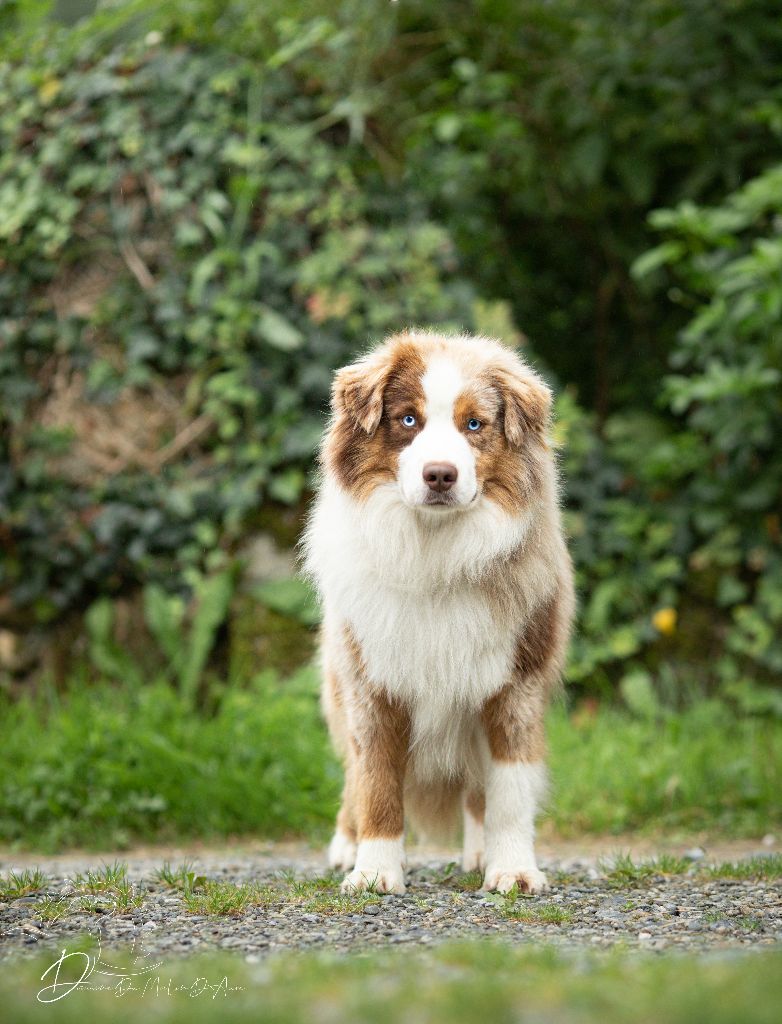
[[652, 607, 677, 635], [38, 78, 61, 105]]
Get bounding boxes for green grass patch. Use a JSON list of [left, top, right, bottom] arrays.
[[178, 872, 381, 917], [69, 862, 145, 914], [181, 880, 274, 917], [0, 867, 47, 898], [600, 852, 657, 886], [35, 895, 70, 923], [649, 853, 691, 875], [153, 860, 197, 889], [73, 860, 128, 893], [0, 673, 779, 851], [703, 855, 782, 880], [488, 883, 574, 924], [597, 852, 690, 885], [459, 870, 484, 892], [1, 944, 780, 1024], [596, 852, 782, 887], [502, 900, 573, 925], [547, 699, 782, 837], [0, 668, 340, 850]]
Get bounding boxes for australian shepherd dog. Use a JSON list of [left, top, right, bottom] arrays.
[[304, 330, 574, 895]]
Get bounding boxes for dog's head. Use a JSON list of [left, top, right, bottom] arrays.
[[324, 331, 552, 515]]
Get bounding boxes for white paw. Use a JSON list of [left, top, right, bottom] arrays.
[[461, 847, 485, 872], [327, 830, 357, 872], [482, 866, 549, 894], [341, 865, 406, 895]]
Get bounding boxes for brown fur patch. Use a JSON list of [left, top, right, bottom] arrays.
[[342, 626, 412, 839], [464, 788, 486, 823], [452, 372, 547, 516], [493, 364, 551, 447], [324, 337, 426, 502], [480, 590, 563, 763]]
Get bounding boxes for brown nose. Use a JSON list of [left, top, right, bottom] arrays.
[[423, 462, 458, 492]]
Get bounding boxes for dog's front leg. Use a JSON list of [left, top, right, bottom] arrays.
[[478, 680, 549, 895], [341, 687, 410, 895]]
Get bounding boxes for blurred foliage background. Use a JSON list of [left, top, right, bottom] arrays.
[[1, 0, 781, 714]]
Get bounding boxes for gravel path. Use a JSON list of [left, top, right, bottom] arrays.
[[1, 841, 780, 960]]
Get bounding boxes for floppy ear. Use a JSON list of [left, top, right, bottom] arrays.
[[495, 365, 552, 447], [331, 348, 394, 435]]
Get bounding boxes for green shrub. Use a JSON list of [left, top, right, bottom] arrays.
[[1, 3, 781, 703], [0, 24, 475, 628], [633, 165, 782, 684]]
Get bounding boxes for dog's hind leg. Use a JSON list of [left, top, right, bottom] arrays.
[[461, 787, 486, 872], [328, 758, 358, 871]]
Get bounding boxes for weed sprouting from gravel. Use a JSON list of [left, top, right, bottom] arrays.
[[154, 860, 197, 889], [182, 880, 270, 916], [35, 895, 70, 923], [283, 873, 382, 914], [302, 890, 382, 915], [649, 854, 690, 875], [703, 855, 782, 881], [503, 901, 573, 924], [459, 870, 483, 892], [600, 853, 656, 886], [73, 861, 128, 893], [0, 867, 47, 898]]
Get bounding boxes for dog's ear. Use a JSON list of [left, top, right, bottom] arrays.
[[494, 363, 552, 448], [331, 347, 395, 435]]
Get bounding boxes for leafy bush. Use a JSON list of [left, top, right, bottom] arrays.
[[0, 2, 780, 704], [0, 24, 475, 627], [634, 166, 782, 683]]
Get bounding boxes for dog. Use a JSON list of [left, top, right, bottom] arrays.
[[303, 330, 574, 894]]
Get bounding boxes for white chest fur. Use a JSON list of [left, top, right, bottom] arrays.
[[303, 480, 547, 777]]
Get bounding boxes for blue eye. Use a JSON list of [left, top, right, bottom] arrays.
[[467, 418, 481, 431], [402, 414, 417, 428]]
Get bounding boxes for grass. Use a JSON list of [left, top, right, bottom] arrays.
[[598, 852, 690, 885], [154, 860, 197, 888], [0, 943, 780, 1024], [599, 852, 657, 885], [35, 895, 70, 923], [592, 851, 782, 888], [2, 866, 387, 925], [0, 668, 340, 851], [73, 860, 128, 893], [297, 887, 381, 915], [501, 899, 573, 924], [31, 851, 778, 927], [596, 851, 782, 887], [460, 870, 484, 892], [69, 861, 145, 914], [547, 698, 781, 837], [176, 872, 381, 917], [702, 854, 782, 880], [0, 670, 779, 850], [181, 880, 273, 917], [0, 867, 47, 898]]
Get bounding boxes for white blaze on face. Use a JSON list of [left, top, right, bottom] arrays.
[[397, 355, 478, 508]]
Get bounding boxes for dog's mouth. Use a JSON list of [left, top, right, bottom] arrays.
[[423, 493, 457, 508], [420, 489, 479, 510]]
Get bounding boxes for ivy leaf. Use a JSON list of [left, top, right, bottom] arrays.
[[258, 307, 304, 351]]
